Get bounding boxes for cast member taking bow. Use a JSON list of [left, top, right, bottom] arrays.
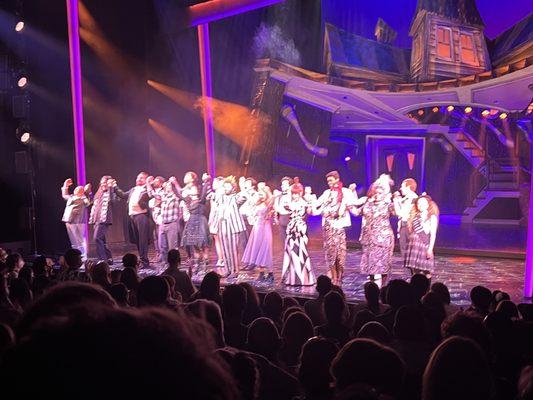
[[349, 174, 395, 287], [61, 178, 92, 260], [279, 177, 316, 286], [242, 182, 274, 284], [312, 170, 361, 286]]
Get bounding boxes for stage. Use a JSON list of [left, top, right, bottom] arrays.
[[104, 240, 527, 307]]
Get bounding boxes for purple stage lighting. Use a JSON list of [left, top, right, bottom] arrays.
[[198, 23, 216, 177], [66, 0, 88, 251]]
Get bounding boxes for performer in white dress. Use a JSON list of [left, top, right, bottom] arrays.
[[242, 183, 274, 283]]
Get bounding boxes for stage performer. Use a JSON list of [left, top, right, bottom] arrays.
[[113, 172, 152, 269], [242, 182, 274, 283], [208, 176, 225, 268], [146, 176, 181, 265], [351, 174, 395, 286], [180, 172, 211, 272], [273, 176, 293, 246], [88, 175, 116, 264], [313, 170, 357, 286], [239, 177, 258, 270], [217, 176, 247, 278], [61, 178, 92, 260], [393, 178, 418, 256], [404, 195, 439, 278], [280, 177, 316, 286], [147, 175, 165, 263]]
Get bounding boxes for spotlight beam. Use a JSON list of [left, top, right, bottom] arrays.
[[66, 0, 88, 250], [197, 23, 216, 177]]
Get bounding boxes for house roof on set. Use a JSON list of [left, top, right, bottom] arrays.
[[414, 0, 485, 27], [325, 23, 411, 79], [489, 13, 533, 65]]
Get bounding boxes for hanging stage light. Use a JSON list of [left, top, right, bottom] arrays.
[[464, 106, 473, 114], [482, 109, 490, 117], [499, 113, 508, 120], [17, 76, 28, 88], [432, 107, 439, 113], [446, 105, 454, 112], [20, 131, 31, 144], [15, 21, 24, 32]]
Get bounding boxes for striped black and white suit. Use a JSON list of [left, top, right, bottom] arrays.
[[218, 193, 246, 274]]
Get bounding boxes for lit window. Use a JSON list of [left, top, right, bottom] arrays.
[[460, 33, 478, 65], [436, 27, 452, 60]]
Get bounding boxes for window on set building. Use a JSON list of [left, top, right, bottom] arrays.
[[436, 27, 453, 60], [460, 33, 479, 65]]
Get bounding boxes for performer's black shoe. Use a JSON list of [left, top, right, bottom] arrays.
[[266, 272, 274, 285], [257, 272, 265, 282], [107, 259, 114, 266]]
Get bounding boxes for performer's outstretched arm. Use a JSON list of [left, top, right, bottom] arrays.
[[61, 178, 73, 200]]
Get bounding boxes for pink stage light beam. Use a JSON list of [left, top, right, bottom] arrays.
[[525, 143, 533, 298], [66, 0, 89, 250], [197, 23, 216, 177]]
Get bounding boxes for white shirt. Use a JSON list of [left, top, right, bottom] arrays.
[[129, 186, 147, 216]]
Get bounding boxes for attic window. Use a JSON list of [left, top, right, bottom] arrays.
[[460, 33, 478, 65], [436, 27, 452, 60]]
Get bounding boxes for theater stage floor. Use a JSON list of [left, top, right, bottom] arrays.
[[106, 241, 527, 307]]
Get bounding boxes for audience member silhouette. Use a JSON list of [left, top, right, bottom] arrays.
[[262, 291, 283, 330], [468, 285, 492, 317], [304, 275, 332, 326], [316, 291, 351, 347], [186, 299, 226, 348], [422, 336, 493, 400], [298, 337, 339, 400], [331, 338, 406, 397], [356, 321, 391, 344], [191, 271, 222, 306], [279, 311, 314, 371], [162, 249, 196, 302], [109, 283, 130, 307], [239, 282, 263, 325], [247, 317, 281, 365], [222, 284, 248, 349]]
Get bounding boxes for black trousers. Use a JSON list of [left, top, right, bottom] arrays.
[[399, 221, 409, 257], [94, 223, 112, 262], [131, 213, 151, 267]]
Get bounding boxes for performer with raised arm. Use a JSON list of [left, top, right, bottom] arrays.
[[113, 172, 151, 269], [217, 176, 247, 278], [273, 176, 293, 246], [208, 176, 225, 268], [393, 178, 418, 256], [351, 174, 395, 287], [146, 176, 181, 265], [404, 195, 439, 278], [280, 177, 316, 286], [147, 176, 165, 263], [313, 170, 357, 286], [180, 172, 211, 273], [242, 182, 274, 283], [88, 176, 116, 264], [61, 178, 92, 260]]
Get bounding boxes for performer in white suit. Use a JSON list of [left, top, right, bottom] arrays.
[[217, 176, 247, 278], [61, 178, 91, 259]]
